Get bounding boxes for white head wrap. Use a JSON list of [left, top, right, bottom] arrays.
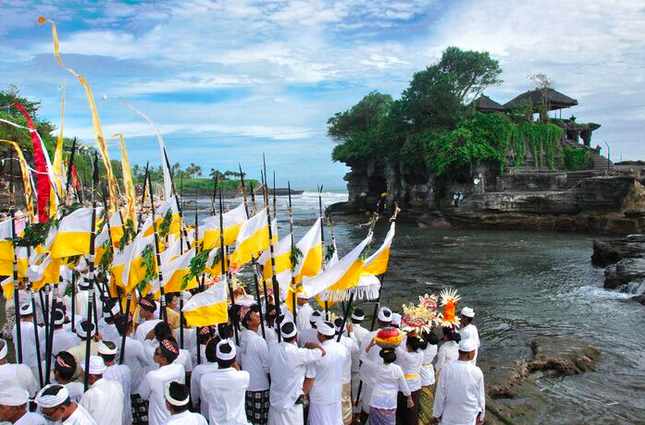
[[0, 387, 29, 406], [459, 338, 477, 353], [280, 321, 298, 339], [0, 338, 8, 360], [351, 310, 365, 321], [76, 321, 97, 338], [461, 307, 475, 318], [19, 303, 33, 316], [54, 309, 65, 326], [296, 292, 307, 300], [81, 356, 107, 375], [97, 340, 118, 356], [317, 321, 335, 337], [391, 313, 402, 327], [165, 381, 190, 407], [310, 310, 322, 325], [36, 384, 70, 408], [216, 340, 236, 361], [377, 307, 392, 323]]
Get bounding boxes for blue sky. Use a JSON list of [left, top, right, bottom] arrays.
[[1, 0, 644, 190]]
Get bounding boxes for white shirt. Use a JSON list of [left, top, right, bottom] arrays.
[[98, 318, 120, 345], [63, 381, 85, 404], [80, 378, 124, 425], [190, 362, 218, 409], [359, 351, 410, 410], [433, 360, 485, 425], [121, 336, 149, 394], [395, 346, 424, 392], [269, 341, 322, 411], [145, 343, 194, 375], [0, 363, 39, 397], [135, 319, 161, 343], [352, 324, 369, 347], [297, 328, 318, 348], [201, 367, 250, 425], [435, 341, 459, 372], [459, 325, 480, 364], [15, 412, 46, 425], [338, 334, 358, 384], [63, 404, 98, 425], [238, 329, 270, 391], [161, 410, 208, 425], [41, 328, 80, 360], [296, 303, 314, 331], [421, 344, 439, 386], [104, 363, 133, 425], [306, 339, 349, 405], [13, 321, 43, 368], [139, 363, 186, 425]]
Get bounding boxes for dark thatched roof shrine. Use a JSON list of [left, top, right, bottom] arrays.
[[504, 88, 578, 111], [474, 95, 507, 112]]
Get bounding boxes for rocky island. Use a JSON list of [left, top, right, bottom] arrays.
[[327, 48, 645, 235]]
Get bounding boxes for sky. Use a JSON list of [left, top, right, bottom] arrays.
[[1, 0, 644, 190]]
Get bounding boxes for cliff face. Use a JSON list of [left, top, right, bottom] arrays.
[[340, 158, 645, 235]]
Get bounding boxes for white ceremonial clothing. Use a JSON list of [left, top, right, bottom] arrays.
[[13, 321, 44, 369], [395, 346, 424, 392], [63, 404, 98, 425], [359, 351, 410, 410], [350, 323, 369, 413], [190, 343, 206, 367], [176, 349, 193, 374], [62, 381, 85, 404], [135, 319, 161, 344], [200, 367, 250, 425], [338, 334, 358, 384], [47, 328, 81, 359], [14, 412, 46, 425], [262, 326, 279, 348], [190, 362, 218, 409], [306, 339, 348, 425], [67, 340, 99, 379], [433, 360, 485, 425], [98, 318, 120, 345], [177, 327, 195, 354], [296, 303, 314, 331], [80, 378, 124, 425], [434, 341, 459, 372], [421, 344, 438, 386], [0, 363, 39, 397], [121, 336, 149, 394], [269, 341, 322, 413], [74, 289, 91, 321], [352, 324, 369, 345], [358, 329, 380, 413], [459, 324, 480, 365], [297, 328, 318, 348], [238, 329, 270, 391], [105, 363, 133, 425], [161, 411, 208, 425], [139, 363, 186, 425]]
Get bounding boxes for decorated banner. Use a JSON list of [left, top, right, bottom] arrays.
[[182, 280, 229, 327], [0, 140, 35, 222]]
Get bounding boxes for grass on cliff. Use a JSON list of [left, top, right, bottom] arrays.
[[173, 178, 260, 192]]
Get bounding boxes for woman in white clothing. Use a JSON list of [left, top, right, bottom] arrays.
[[360, 339, 412, 425], [417, 332, 440, 424], [394, 336, 424, 425], [434, 328, 461, 373]]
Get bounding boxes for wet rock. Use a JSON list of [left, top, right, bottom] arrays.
[[485, 361, 531, 398], [591, 238, 645, 267], [632, 294, 645, 306], [603, 257, 645, 290], [528, 337, 600, 375]]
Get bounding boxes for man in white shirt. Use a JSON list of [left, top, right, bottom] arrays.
[[268, 321, 324, 425], [139, 339, 186, 425], [115, 314, 150, 394], [145, 323, 193, 382], [349, 309, 368, 414], [295, 293, 314, 332], [190, 338, 218, 413], [304, 321, 349, 425], [67, 320, 100, 379], [0, 338, 39, 397], [12, 303, 43, 379], [200, 340, 250, 425], [53, 352, 85, 403], [459, 307, 480, 365], [41, 309, 79, 363], [433, 339, 485, 425], [162, 381, 208, 425], [134, 297, 161, 343], [0, 386, 46, 424], [98, 340, 132, 425], [80, 356, 124, 425], [97, 302, 120, 344], [36, 384, 98, 424], [298, 311, 322, 347], [239, 308, 270, 425], [333, 318, 358, 425]]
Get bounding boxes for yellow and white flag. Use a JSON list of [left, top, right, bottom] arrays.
[[302, 234, 372, 299], [108, 209, 126, 248], [258, 233, 292, 281], [362, 222, 395, 276], [27, 253, 62, 291], [230, 208, 277, 267], [160, 246, 197, 293], [0, 219, 16, 262], [204, 247, 228, 277], [94, 227, 110, 266], [111, 237, 136, 288], [182, 280, 229, 327], [200, 203, 247, 249], [49, 207, 100, 259], [121, 234, 156, 292], [294, 218, 323, 283]]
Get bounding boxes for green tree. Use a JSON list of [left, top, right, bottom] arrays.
[[185, 162, 202, 178], [209, 168, 226, 180]]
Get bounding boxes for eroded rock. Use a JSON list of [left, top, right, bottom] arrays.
[[528, 337, 600, 375]]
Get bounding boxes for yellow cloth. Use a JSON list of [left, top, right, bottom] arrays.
[[342, 382, 352, 425], [165, 307, 180, 330]]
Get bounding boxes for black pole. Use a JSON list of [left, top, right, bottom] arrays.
[[317, 186, 329, 317], [147, 176, 168, 324], [261, 155, 281, 342], [71, 272, 76, 331], [137, 162, 149, 230], [64, 138, 77, 202], [44, 285, 57, 384], [84, 153, 100, 391], [219, 189, 239, 345], [287, 182, 298, 326], [119, 292, 132, 365], [29, 288, 43, 387]]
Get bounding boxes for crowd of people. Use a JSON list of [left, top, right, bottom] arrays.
[[0, 278, 485, 425]]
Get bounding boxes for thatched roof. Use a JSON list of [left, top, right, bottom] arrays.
[[504, 88, 578, 111], [474, 95, 507, 112]]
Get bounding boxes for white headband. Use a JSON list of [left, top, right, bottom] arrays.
[[280, 321, 298, 339], [0, 387, 29, 406], [165, 382, 190, 407], [97, 341, 117, 355], [351, 311, 365, 321], [76, 321, 97, 338], [0, 339, 7, 360], [37, 385, 70, 408], [80, 356, 106, 375], [216, 340, 236, 361], [377, 307, 392, 323], [317, 321, 335, 337]]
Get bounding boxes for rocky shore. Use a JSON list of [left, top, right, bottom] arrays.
[[591, 235, 645, 305]]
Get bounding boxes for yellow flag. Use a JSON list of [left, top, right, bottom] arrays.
[[0, 140, 35, 223], [50, 86, 65, 216], [110, 133, 137, 230], [182, 280, 229, 327]]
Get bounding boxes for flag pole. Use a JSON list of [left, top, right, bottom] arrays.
[[8, 149, 23, 364], [219, 188, 239, 345], [238, 165, 266, 340], [287, 182, 298, 326], [261, 155, 281, 342], [83, 152, 100, 391], [137, 162, 149, 230], [29, 285, 43, 387], [147, 176, 168, 324], [317, 185, 329, 318]]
